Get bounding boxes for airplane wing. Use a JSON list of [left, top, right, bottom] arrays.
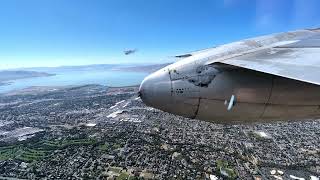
[[207, 29, 320, 85]]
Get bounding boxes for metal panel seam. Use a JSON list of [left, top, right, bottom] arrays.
[[192, 98, 201, 119], [260, 76, 274, 119]]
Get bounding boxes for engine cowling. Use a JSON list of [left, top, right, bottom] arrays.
[[139, 62, 320, 123]]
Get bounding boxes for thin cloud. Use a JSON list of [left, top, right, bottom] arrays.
[[255, 0, 287, 30], [223, 0, 249, 8], [292, 0, 319, 28], [223, 0, 236, 7]]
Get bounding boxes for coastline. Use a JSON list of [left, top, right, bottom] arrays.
[[0, 84, 141, 96]]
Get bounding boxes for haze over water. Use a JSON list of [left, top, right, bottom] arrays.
[[0, 68, 148, 93]]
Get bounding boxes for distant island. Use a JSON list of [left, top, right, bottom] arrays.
[[0, 82, 10, 86], [0, 71, 55, 86]]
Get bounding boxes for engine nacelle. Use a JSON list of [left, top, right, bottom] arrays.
[[139, 62, 320, 124]]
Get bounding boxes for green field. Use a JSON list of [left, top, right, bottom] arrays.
[[0, 138, 97, 163], [0, 146, 47, 162]]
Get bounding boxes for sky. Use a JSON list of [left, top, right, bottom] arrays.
[[0, 0, 319, 69]]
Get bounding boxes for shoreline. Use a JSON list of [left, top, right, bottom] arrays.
[[0, 84, 141, 96]]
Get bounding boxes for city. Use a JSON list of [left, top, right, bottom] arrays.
[[0, 85, 319, 179]]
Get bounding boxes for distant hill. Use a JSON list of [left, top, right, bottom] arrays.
[[23, 64, 120, 72], [116, 63, 172, 73], [0, 63, 171, 84], [19, 63, 172, 73], [0, 71, 54, 82]]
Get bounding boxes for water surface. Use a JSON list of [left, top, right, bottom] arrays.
[[0, 69, 148, 93]]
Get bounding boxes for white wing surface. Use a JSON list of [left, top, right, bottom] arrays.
[[206, 28, 320, 85]]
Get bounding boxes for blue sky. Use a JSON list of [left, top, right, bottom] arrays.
[[0, 0, 319, 69]]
